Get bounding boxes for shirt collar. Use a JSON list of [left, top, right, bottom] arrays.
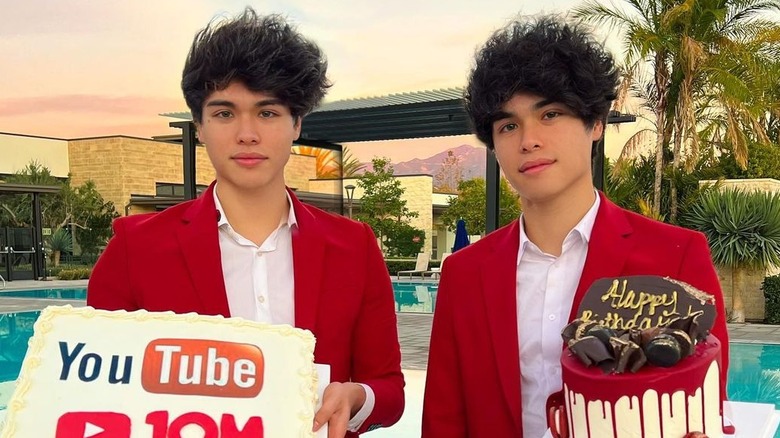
[[213, 183, 298, 230], [517, 190, 601, 263]]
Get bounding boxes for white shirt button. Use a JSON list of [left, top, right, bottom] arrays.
[[257, 295, 266, 304], [548, 314, 556, 321]]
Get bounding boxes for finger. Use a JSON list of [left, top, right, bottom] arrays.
[[313, 383, 340, 431], [313, 403, 335, 432], [327, 411, 349, 438]]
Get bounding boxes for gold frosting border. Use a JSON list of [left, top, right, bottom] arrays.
[[0, 305, 318, 438]]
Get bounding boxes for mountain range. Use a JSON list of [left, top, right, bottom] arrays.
[[363, 144, 486, 180]]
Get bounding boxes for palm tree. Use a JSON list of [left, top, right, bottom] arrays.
[[575, 0, 780, 220], [341, 147, 366, 177], [684, 189, 780, 322], [290, 145, 365, 178], [291, 145, 340, 178], [574, 0, 677, 217], [667, 0, 780, 221]]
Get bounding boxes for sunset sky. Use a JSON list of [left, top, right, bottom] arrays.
[[1, 0, 636, 161]]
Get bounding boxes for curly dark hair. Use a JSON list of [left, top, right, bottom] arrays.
[[182, 7, 331, 123], [465, 15, 619, 149]]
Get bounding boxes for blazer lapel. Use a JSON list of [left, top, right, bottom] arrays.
[[570, 193, 634, 320], [481, 221, 522, 433], [176, 183, 230, 317], [290, 191, 325, 332]]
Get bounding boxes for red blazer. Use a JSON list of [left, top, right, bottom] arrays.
[[87, 184, 404, 436], [422, 192, 729, 438]]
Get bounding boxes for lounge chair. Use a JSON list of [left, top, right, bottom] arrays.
[[424, 252, 451, 279], [397, 253, 430, 279]]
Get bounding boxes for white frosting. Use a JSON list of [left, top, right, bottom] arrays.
[[0, 305, 318, 438], [564, 361, 723, 438]]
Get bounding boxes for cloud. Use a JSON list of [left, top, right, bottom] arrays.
[[2, 0, 616, 141], [0, 95, 183, 117]]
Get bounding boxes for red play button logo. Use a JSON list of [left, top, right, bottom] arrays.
[[55, 412, 131, 437]]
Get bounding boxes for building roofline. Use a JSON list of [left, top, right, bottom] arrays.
[[0, 131, 68, 141]]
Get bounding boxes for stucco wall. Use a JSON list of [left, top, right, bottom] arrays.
[[0, 133, 69, 178]]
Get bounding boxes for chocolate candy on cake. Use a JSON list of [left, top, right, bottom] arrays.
[[562, 276, 716, 373]]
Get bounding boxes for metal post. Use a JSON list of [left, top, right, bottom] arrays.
[[171, 121, 198, 200], [32, 193, 44, 279], [344, 184, 356, 219], [592, 138, 605, 191], [485, 149, 500, 233]]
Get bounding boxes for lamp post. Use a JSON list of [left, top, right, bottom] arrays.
[[344, 184, 356, 219]]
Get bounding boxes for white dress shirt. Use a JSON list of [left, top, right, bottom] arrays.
[[516, 193, 600, 438], [214, 186, 374, 431]]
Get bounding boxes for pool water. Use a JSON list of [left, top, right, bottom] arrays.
[[729, 343, 780, 407], [0, 288, 87, 300], [0, 285, 434, 312], [392, 281, 437, 313]]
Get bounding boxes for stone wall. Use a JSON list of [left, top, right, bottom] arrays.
[[68, 137, 215, 215], [398, 176, 434, 256], [284, 154, 317, 191], [715, 266, 766, 322]]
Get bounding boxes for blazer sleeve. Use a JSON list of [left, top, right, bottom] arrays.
[[421, 261, 467, 438], [676, 231, 729, 399], [353, 223, 405, 433], [86, 218, 138, 311]]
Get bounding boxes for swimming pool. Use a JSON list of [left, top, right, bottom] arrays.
[[1, 286, 778, 437], [0, 284, 436, 313], [392, 281, 438, 313], [0, 288, 87, 300]]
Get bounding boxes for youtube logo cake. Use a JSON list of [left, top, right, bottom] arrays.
[[0, 305, 318, 437], [56, 412, 131, 438]]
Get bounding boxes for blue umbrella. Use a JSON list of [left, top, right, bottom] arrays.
[[452, 219, 470, 252]]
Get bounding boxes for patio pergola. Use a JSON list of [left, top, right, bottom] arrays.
[[0, 183, 61, 280], [166, 88, 635, 232]]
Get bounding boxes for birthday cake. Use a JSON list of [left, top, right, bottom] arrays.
[[0, 305, 318, 438], [552, 276, 728, 438]]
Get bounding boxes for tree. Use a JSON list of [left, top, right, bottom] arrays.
[[684, 189, 780, 322], [68, 181, 119, 256], [606, 155, 722, 223], [433, 150, 464, 193], [0, 161, 118, 258], [575, 0, 780, 219], [291, 145, 340, 178], [440, 178, 521, 236], [341, 147, 366, 177], [0, 161, 64, 227], [355, 157, 418, 253], [718, 141, 780, 180], [384, 222, 426, 257]]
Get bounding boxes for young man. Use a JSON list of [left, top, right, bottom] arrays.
[[422, 16, 729, 437], [87, 9, 404, 437]]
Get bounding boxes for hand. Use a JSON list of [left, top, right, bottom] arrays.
[[312, 382, 367, 437], [684, 433, 708, 438]]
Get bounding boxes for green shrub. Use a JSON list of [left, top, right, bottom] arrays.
[[385, 259, 417, 276], [762, 274, 780, 324], [384, 223, 426, 257], [49, 264, 92, 279], [56, 267, 92, 280]]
